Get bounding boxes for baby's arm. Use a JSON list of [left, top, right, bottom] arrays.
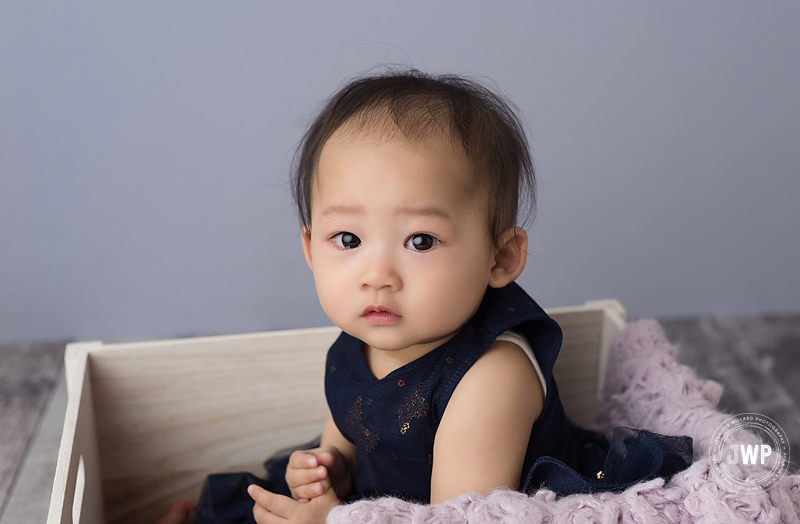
[[430, 339, 544, 504], [285, 414, 356, 501]]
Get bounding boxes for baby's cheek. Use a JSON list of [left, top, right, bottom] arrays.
[[416, 273, 482, 328], [314, 270, 348, 316]]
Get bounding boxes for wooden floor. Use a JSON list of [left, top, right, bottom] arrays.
[[0, 315, 798, 523], [0, 341, 67, 524]]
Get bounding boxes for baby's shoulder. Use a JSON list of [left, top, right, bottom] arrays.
[[449, 338, 544, 417], [437, 337, 545, 455], [469, 337, 540, 384]]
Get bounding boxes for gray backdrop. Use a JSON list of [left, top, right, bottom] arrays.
[[2, 2, 798, 343]]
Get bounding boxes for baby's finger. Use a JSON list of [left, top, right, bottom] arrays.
[[317, 472, 332, 491], [317, 450, 348, 479], [248, 485, 295, 522], [286, 465, 327, 489], [290, 481, 325, 500], [288, 450, 319, 470], [252, 502, 285, 524]]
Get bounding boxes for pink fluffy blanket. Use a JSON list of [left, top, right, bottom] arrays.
[[327, 320, 800, 523]]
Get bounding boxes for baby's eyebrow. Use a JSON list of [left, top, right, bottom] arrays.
[[396, 206, 451, 220], [320, 205, 365, 217]]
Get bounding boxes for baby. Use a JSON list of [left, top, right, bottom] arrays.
[[163, 69, 594, 524], [245, 69, 579, 524]]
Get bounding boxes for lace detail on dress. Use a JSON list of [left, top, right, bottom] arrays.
[[397, 382, 429, 435], [345, 396, 381, 453]]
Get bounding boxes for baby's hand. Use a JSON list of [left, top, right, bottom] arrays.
[[249, 482, 339, 524], [285, 446, 351, 501]]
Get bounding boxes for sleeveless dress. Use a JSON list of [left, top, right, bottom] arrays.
[[326, 281, 586, 502], [189, 283, 692, 522]]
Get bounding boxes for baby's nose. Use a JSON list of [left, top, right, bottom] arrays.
[[361, 251, 402, 291]]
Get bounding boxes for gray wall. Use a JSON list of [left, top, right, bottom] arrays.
[[2, 2, 798, 343]]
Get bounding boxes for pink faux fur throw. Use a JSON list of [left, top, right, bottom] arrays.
[[327, 320, 800, 523]]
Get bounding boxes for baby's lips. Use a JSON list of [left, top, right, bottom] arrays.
[[362, 305, 400, 317]]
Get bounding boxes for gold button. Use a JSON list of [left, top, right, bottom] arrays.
[[596, 471, 604, 480]]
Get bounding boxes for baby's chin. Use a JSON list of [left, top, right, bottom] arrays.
[[354, 334, 413, 352]]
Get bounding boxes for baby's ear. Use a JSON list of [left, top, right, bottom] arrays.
[[301, 225, 313, 271], [488, 228, 528, 288]]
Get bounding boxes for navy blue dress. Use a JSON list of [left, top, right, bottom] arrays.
[[189, 283, 692, 522]]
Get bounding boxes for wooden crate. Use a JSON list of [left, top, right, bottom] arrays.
[[47, 300, 625, 524]]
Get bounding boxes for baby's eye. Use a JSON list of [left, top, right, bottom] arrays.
[[331, 232, 361, 249], [405, 233, 439, 252]]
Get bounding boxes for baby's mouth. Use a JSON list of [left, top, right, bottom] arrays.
[[362, 306, 401, 324]]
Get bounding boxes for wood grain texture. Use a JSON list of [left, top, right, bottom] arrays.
[[0, 371, 67, 524], [0, 341, 65, 517], [87, 328, 339, 524], [48, 302, 623, 524]]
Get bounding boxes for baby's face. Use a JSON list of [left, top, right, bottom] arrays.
[[301, 131, 498, 356]]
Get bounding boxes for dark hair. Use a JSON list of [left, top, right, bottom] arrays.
[[291, 68, 536, 249]]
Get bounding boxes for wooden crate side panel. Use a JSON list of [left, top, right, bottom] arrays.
[[60, 304, 624, 523], [47, 343, 105, 524], [590, 300, 627, 396], [551, 301, 626, 428], [548, 309, 604, 428], [89, 327, 339, 524]]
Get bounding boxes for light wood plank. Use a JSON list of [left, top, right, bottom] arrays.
[[89, 327, 339, 524]]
